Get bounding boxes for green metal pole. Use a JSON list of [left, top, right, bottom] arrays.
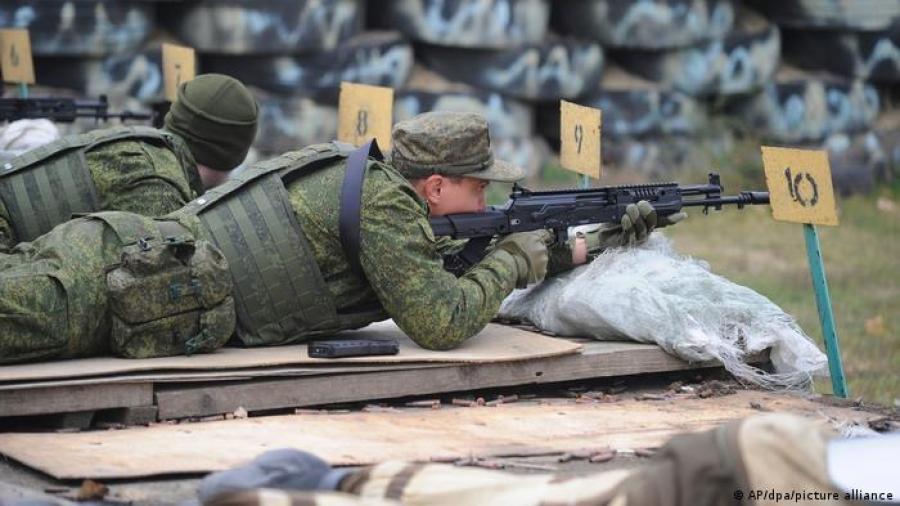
[[18, 82, 28, 98], [579, 174, 590, 189], [803, 223, 849, 398]]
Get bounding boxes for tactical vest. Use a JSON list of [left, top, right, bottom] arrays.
[[176, 142, 362, 346], [0, 126, 195, 243]]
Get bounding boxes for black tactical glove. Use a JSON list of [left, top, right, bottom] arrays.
[[494, 229, 552, 288]]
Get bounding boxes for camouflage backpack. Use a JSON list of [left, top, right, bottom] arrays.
[[0, 125, 194, 243], [97, 212, 235, 359]]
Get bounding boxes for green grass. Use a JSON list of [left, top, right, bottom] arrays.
[[518, 146, 899, 406]]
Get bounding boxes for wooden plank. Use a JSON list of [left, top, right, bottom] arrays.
[[155, 341, 744, 419], [0, 383, 152, 417], [0, 363, 446, 391], [0, 390, 873, 480], [0, 321, 579, 384]]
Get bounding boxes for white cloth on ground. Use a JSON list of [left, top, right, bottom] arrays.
[[499, 234, 828, 390]]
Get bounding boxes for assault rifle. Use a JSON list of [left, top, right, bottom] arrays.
[[430, 173, 770, 272], [0, 95, 153, 123]]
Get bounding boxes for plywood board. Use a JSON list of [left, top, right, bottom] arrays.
[[0, 391, 874, 480], [0, 321, 580, 384]]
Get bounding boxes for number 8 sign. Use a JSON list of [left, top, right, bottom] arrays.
[[338, 82, 393, 149]]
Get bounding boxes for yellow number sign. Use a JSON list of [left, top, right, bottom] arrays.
[[338, 82, 394, 149], [0, 29, 35, 84], [560, 100, 602, 179], [761, 146, 839, 226], [162, 43, 196, 102]]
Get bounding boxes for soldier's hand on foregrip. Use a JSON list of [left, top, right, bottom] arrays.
[[495, 230, 552, 288], [657, 210, 688, 228]]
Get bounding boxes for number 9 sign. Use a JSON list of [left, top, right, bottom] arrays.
[[560, 100, 602, 179]]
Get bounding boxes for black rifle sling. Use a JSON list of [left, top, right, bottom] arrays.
[[339, 139, 383, 280]]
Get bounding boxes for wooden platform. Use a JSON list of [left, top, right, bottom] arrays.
[[0, 337, 747, 424]]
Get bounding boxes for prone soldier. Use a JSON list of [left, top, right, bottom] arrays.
[[0, 111, 673, 364], [0, 73, 259, 251]]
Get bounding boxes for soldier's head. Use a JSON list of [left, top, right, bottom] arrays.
[[391, 111, 524, 216], [164, 73, 259, 189]]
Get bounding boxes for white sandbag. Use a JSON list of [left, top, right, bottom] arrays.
[[0, 119, 60, 162], [499, 234, 828, 390]]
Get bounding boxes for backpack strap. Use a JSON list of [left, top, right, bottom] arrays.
[[339, 139, 384, 280]]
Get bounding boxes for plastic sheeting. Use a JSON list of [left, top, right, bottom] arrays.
[[0, 119, 60, 162], [499, 234, 828, 390]]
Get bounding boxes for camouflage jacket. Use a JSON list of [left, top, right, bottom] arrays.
[[86, 133, 203, 217], [287, 158, 519, 350], [0, 130, 202, 251]]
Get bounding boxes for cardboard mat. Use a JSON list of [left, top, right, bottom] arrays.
[[0, 391, 876, 480], [0, 321, 581, 384]]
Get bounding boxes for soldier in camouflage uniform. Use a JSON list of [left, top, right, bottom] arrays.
[[173, 111, 676, 351], [0, 210, 235, 365], [197, 413, 858, 506], [0, 111, 669, 364], [0, 73, 258, 251]]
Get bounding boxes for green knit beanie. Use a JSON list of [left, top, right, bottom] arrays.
[[164, 74, 259, 171]]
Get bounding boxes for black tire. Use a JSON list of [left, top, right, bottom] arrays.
[[160, 0, 364, 54], [0, 1, 153, 56], [725, 69, 881, 142], [33, 50, 164, 103], [821, 132, 884, 195], [418, 38, 604, 101], [372, 0, 549, 49], [615, 7, 780, 96], [494, 136, 551, 179], [782, 23, 900, 83], [538, 65, 708, 140], [200, 32, 413, 100], [394, 90, 533, 139], [253, 91, 338, 157], [746, 0, 900, 31], [552, 0, 735, 49]]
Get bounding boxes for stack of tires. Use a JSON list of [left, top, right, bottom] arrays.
[[0, 1, 163, 117], [549, 0, 776, 177], [740, 0, 900, 193], [374, 0, 592, 178], [160, 0, 413, 157]]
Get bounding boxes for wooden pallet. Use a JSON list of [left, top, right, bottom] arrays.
[[0, 339, 755, 425]]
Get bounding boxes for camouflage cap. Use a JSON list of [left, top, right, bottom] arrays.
[[391, 111, 524, 183]]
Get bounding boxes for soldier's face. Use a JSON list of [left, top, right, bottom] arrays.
[[414, 175, 489, 216], [432, 176, 489, 215]]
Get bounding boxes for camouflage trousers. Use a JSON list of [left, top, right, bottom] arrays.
[[0, 211, 234, 365], [204, 414, 847, 506]]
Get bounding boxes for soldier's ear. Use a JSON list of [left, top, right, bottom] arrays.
[[424, 174, 444, 203]]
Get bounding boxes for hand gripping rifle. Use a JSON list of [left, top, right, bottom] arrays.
[[0, 95, 153, 123], [429, 173, 770, 273]]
